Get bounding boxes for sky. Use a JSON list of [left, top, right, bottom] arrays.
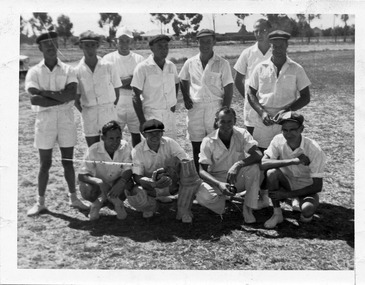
[[20, 13, 355, 37]]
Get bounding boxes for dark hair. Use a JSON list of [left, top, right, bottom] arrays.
[[255, 19, 272, 30], [101, 120, 122, 136], [213, 106, 237, 129]]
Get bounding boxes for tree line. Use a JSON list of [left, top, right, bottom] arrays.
[[20, 13, 354, 47]]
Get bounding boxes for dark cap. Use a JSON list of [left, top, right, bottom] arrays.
[[79, 30, 100, 43], [268, 30, 291, 41], [196, 29, 215, 38], [149, 34, 171, 46], [36, 32, 58, 44], [142, 119, 165, 133], [278, 112, 304, 126]]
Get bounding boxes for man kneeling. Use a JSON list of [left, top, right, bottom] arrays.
[[130, 119, 188, 219], [261, 112, 326, 228], [198, 107, 263, 223], [78, 120, 134, 221]]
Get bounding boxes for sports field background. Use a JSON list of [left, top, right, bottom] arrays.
[[17, 42, 354, 272]]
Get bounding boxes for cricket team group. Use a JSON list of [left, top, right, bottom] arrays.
[[24, 18, 326, 229]]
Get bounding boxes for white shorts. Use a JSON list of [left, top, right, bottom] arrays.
[[34, 107, 77, 149], [252, 123, 281, 149], [187, 101, 221, 142], [116, 95, 140, 134], [144, 107, 177, 139], [81, 104, 117, 137]]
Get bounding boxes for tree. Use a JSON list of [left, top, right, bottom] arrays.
[[296, 14, 320, 43], [98, 13, 122, 47], [340, 14, 349, 42], [234, 13, 250, 27], [28, 13, 55, 36], [172, 13, 203, 46], [150, 13, 175, 34], [56, 14, 73, 48]]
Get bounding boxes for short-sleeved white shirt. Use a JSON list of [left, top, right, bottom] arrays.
[[131, 55, 179, 110], [233, 43, 272, 126], [199, 127, 258, 178], [264, 134, 326, 179], [248, 57, 311, 124], [74, 56, 122, 107], [178, 53, 233, 103], [103, 51, 144, 97], [25, 59, 77, 112], [132, 136, 188, 177], [79, 140, 132, 184]]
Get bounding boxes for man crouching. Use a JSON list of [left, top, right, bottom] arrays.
[[261, 112, 326, 228], [198, 107, 263, 223], [78, 120, 134, 221]]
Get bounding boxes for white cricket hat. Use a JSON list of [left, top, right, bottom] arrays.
[[116, 27, 133, 39]]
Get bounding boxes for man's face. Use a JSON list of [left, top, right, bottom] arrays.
[[39, 39, 58, 59], [102, 129, 122, 154], [79, 41, 99, 58], [198, 36, 215, 56], [117, 35, 131, 55], [271, 39, 288, 60], [151, 40, 169, 60], [253, 22, 269, 42], [144, 131, 163, 149], [217, 111, 236, 136], [281, 121, 303, 142]]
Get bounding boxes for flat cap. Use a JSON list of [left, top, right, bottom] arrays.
[[79, 30, 100, 42], [36, 31, 58, 44], [277, 111, 304, 126], [142, 119, 165, 133], [149, 34, 171, 46], [196, 29, 215, 38], [268, 30, 291, 40], [116, 27, 133, 39]]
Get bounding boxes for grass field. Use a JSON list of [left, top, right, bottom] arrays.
[[17, 45, 354, 274]]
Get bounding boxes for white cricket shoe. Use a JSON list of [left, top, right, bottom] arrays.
[[27, 203, 47, 216], [70, 197, 90, 210]]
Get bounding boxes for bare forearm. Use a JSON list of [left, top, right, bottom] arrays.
[[261, 158, 300, 171], [234, 73, 246, 98], [248, 87, 265, 116], [38, 83, 77, 103], [222, 83, 233, 107], [132, 88, 146, 124], [30, 94, 62, 107], [199, 167, 221, 189], [286, 86, 311, 111], [78, 173, 103, 185]]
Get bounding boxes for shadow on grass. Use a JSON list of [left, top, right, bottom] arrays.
[[46, 201, 353, 247], [242, 202, 354, 248]]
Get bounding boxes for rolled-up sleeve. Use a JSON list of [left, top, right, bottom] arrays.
[[199, 137, 213, 165]]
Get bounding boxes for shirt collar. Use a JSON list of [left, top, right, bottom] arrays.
[[40, 58, 62, 69]]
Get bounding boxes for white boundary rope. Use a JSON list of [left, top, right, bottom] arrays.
[[61, 158, 133, 166]]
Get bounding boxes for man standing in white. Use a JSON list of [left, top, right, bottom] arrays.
[[103, 27, 145, 147], [179, 29, 233, 171], [234, 19, 272, 136], [234, 19, 272, 209], [131, 35, 179, 140], [74, 30, 122, 147]]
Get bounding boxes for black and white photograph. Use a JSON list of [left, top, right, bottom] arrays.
[[1, 0, 363, 284]]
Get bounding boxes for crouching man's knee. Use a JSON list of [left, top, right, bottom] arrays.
[[79, 181, 102, 203], [195, 182, 226, 215]]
